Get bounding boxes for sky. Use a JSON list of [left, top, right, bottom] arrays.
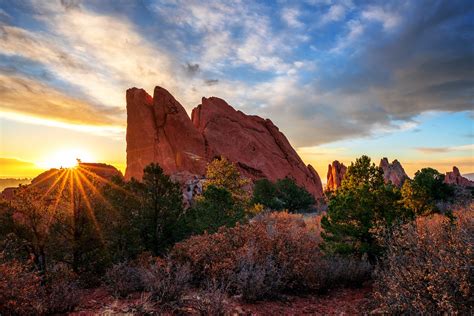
[[0, 0, 473, 181]]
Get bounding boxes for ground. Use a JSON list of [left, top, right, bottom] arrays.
[[70, 285, 372, 315]]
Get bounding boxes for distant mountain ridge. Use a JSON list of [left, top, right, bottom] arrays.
[[0, 178, 31, 191], [463, 173, 474, 181]]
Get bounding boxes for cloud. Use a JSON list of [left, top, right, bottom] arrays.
[[361, 6, 400, 30], [184, 63, 200, 76], [320, 4, 347, 24], [330, 19, 364, 52], [148, 1, 303, 74], [0, 73, 123, 128], [281, 7, 303, 28], [59, 0, 81, 10], [0, 157, 43, 178], [415, 144, 474, 154], [204, 79, 219, 86], [0, 0, 472, 151]]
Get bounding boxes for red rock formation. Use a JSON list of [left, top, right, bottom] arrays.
[[125, 87, 207, 180], [326, 160, 347, 191], [444, 166, 474, 187], [379, 158, 408, 187], [125, 88, 324, 200], [78, 162, 122, 180]]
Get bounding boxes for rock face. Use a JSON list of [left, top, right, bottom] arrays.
[[125, 87, 207, 180], [379, 158, 409, 187], [125, 87, 324, 200], [326, 160, 347, 191], [444, 166, 474, 187]]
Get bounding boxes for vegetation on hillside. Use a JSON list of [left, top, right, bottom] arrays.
[[0, 156, 472, 314]]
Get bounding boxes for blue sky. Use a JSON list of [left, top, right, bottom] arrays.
[[0, 0, 473, 178]]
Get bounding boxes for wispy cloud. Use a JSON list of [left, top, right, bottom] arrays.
[[320, 4, 348, 25], [281, 7, 303, 28], [415, 144, 474, 154], [361, 6, 400, 30]]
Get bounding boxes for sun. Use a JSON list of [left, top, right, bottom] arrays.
[[37, 148, 95, 169]]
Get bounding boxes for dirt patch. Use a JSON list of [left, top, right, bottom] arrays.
[[69, 285, 372, 315]]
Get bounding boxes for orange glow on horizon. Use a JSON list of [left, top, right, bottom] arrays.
[[36, 148, 95, 170]]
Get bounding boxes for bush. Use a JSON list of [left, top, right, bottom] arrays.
[[182, 185, 246, 236], [252, 178, 315, 212], [233, 248, 285, 302], [43, 263, 80, 314], [172, 212, 322, 300], [104, 261, 144, 298], [401, 167, 454, 216], [138, 255, 191, 306], [191, 282, 228, 315], [374, 206, 473, 314], [314, 256, 372, 291], [0, 258, 43, 315]]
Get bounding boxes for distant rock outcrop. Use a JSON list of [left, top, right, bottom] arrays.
[[444, 166, 474, 187], [125, 86, 324, 200], [326, 160, 346, 191], [379, 158, 408, 187]]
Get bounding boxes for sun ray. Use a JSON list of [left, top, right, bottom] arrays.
[[78, 166, 138, 198], [72, 169, 104, 241], [76, 169, 116, 212], [46, 169, 70, 228], [41, 169, 68, 200], [29, 169, 60, 189]]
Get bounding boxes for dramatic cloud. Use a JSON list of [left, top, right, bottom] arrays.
[[0, 73, 123, 127], [0, 0, 472, 149]]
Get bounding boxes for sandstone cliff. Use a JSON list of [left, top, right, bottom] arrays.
[[125, 87, 324, 200], [379, 158, 408, 187], [444, 166, 474, 187], [326, 160, 347, 191], [125, 87, 207, 180]]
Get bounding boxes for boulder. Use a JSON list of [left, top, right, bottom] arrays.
[[125, 88, 324, 200], [444, 166, 474, 187], [326, 160, 347, 191], [379, 158, 408, 187]]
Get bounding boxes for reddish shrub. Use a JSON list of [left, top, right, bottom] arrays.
[[0, 259, 43, 315], [171, 212, 323, 300], [374, 206, 473, 314], [138, 255, 191, 306], [43, 263, 80, 314], [104, 261, 144, 298]]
